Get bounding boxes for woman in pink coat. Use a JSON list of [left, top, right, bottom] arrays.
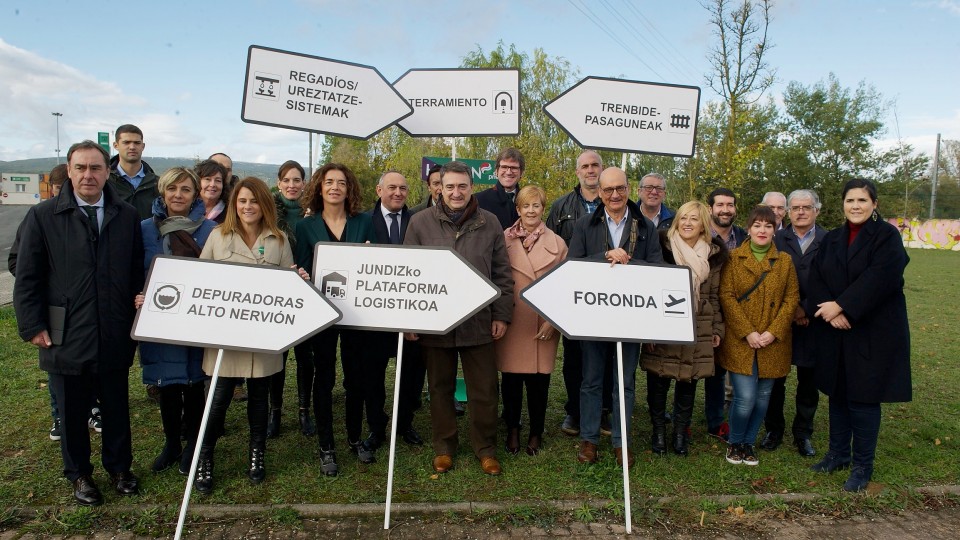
[[496, 185, 568, 456]]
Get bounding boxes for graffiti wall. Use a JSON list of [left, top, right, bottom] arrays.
[[887, 218, 960, 250]]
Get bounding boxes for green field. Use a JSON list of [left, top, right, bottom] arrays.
[[1, 249, 957, 528]]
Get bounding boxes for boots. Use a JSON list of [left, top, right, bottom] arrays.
[[266, 408, 281, 439], [152, 440, 182, 472], [299, 408, 316, 436], [249, 445, 266, 484], [672, 382, 695, 456], [194, 447, 214, 494], [647, 373, 668, 456]]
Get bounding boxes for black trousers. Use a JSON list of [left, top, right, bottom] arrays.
[[396, 339, 426, 432], [269, 341, 314, 410], [501, 372, 551, 435], [365, 337, 426, 436], [764, 366, 820, 440], [158, 383, 204, 449], [561, 336, 612, 419], [308, 327, 367, 447], [48, 369, 132, 482], [200, 376, 269, 451]]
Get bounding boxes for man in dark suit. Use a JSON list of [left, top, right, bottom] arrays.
[[759, 189, 828, 456], [363, 171, 427, 454], [475, 147, 523, 229], [14, 140, 144, 506]]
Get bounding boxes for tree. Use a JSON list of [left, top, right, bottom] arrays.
[[702, 0, 776, 194]]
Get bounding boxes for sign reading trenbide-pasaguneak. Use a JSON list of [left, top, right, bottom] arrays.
[[543, 76, 701, 157], [241, 45, 413, 140], [393, 69, 520, 136], [521, 260, 695, 344], [132, 256, 342, 354], [312, 243, 500, 334]]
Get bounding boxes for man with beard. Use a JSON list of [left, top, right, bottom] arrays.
[[704, 187, 747, 441]]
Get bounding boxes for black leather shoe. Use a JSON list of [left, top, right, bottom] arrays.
[[651, 428, 667, 456], [110, 470, 139, 496], [672, 430, 689, 456], [401, 428, 424, 446], [266, 408, 281, 439], [760, 431, 783, 451], [152, 443, 182, 472], [298, 408, 316, 437], [810, 452, 851, 473], [364, 432, 385, 452], [795, 437, 816, 457], [73, 475, 103, 506]]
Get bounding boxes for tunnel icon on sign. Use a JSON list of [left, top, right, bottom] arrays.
[[492, 91, 517, 114]]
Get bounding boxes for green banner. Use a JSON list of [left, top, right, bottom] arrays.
[[421, 156, 497, 185], [98, 132, 110, 155]]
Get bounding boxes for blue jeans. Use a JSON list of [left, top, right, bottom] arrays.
[[579, 340, 640, 447], [728, 357, 774, 445]]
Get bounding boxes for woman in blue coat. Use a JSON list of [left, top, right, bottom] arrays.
[[808, 178, 911, 492], [136, 167, 216, 474]]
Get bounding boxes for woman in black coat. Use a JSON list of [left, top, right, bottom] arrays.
[[807, 178, 911, 492]]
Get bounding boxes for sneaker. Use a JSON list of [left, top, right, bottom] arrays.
[[88, 408, 102, 433], [319, 447, 339, 477], [741, 444, 759, 466], [349, 439, 376, 464], [708, 421, 729, 442], [49, 417, 62, 441], [725, 443, 743, 465], [560, 415, 580, 436]]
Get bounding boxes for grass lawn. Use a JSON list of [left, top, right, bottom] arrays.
[[0, 249, 958, 528]]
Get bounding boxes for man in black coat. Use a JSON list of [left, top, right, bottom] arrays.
[[363, 171, 427, 453], [474, 147, 523, 229], [760, 189, 829, 456], [567, 166, 663, 466], [107, 124, 158, 220], [14, 141, 144, 506]]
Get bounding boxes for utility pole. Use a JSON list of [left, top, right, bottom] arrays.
[[929, 133, 940, 219], [52, 112, 63, 164], [308, 132, 313, 181]]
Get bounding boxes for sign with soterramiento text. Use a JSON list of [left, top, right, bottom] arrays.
[[393, 69, 520, 136], [521, 260, 695, 343], [132, 256, 341, 354], [543, 77, 701, 157], [311, 243, 500, 334], [241, 45, 413, 140]]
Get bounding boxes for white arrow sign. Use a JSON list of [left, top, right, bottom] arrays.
[[311, 243, 500, 334], [132, 256, 341, 353], [241, 45, 413, 139], [521, 260, 695, 343], [393, 68, 520, 136], [543, 76, 701, 157]]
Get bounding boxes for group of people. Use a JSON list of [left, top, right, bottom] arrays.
[[11, 124, 911, 507]]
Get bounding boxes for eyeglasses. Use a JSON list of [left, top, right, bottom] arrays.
[[600, 185, 628, 196], [789, 205, 815, 212], [639, 185, 665, 193], [497, 165, 521, 172]]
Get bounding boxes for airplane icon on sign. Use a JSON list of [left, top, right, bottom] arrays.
[[665, 295, 686, 308]]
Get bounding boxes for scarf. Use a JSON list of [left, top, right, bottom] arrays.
[[669, 230, 711, 308], [206, 200, 226, 221], [440, 196, 479, 228], [157, 215, 204, 258], [506, 219, 545, 252]]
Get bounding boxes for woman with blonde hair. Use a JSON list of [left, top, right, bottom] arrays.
[[642, 200, 727, 456]]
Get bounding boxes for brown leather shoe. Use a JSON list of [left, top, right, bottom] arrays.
[[577, 440, 598, 463], [432, 454, 454, 473], [614, 447, 634, 468], [480, 456, 502, 476]]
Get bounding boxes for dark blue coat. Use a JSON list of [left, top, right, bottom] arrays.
[[138, 198, 216, 386], [474, 181, 519, 230], [568, 200, 663, 265], [808, 217, 911, 403], [14, 181, 144, 375], [775, 224, 828, 368]]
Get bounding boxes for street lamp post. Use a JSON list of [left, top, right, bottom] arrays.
[[52, 112, 63, 164]]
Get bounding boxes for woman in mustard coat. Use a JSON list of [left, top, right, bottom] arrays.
[[495, 186, 568, 456], [718, 205, 799, 467]]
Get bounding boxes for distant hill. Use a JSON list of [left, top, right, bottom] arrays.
[[0, 157, 281, 186]]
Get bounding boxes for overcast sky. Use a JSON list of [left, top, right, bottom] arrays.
[[2, 0, 957, 166]]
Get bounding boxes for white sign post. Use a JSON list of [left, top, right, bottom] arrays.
[[393, 68, 520, 136], [521, 259, 695, 533], [241, 45, 413, 139], [311, 242, 501, 529], [132, 256, 341, 540], [543, 76, 701, 157]]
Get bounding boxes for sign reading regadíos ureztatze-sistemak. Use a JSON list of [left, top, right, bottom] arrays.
[[132, 256, 342, 354], [241, 45, 413, 139], [312, 243, 500, 334], [543, 76, 701, 157]]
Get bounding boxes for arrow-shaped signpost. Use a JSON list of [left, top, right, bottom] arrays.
[[521, 259, 695, 533], [310, 243, 501, 529], [131, 256, 342, 540], [241, 45, 413, 139]]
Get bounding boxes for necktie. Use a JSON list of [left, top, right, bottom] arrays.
[[389, 212, 401, 244], [82, 205, 99, 238]]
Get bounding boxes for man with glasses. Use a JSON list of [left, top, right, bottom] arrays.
[[568, 167, 663, 466], [476, 147, 524, 229], [761, 191, 788, 230], [637, 173, 674, 231], [759, 190, 828, 456]]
